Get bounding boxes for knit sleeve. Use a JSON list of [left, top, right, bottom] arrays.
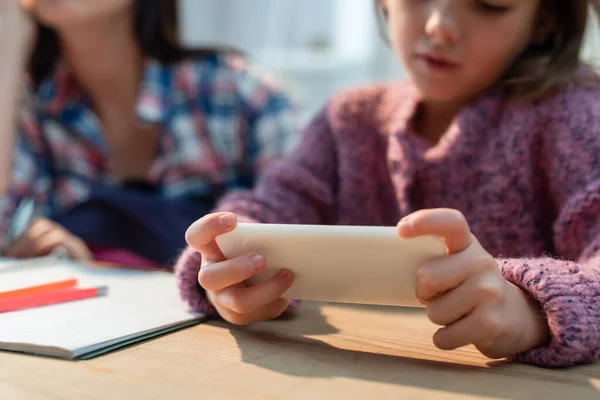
[[174, 246, 217, 316], [500, 256, 600, 367], [498, 82, 600, 367]]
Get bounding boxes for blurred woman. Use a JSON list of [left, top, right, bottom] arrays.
[[0, 0, 296, 267]]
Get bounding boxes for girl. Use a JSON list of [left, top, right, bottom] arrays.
[[0, 0, 296, 266], [176, 0, 600, 368]]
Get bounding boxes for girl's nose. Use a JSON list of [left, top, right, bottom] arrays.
[[425, 1, 462, 47]]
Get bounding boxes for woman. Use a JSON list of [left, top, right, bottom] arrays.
[[0, 0, 296, 267]]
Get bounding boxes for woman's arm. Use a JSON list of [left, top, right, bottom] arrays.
[[0, 0, 34, 193]]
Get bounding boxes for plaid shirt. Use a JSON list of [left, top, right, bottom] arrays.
[[0, 53, 297, 249]]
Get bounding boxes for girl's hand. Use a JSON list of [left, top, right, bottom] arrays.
[[5, 218, 92, 260], [398, 209, 550, 359], [185, 212, 295, 325]]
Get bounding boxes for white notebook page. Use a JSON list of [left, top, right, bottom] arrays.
[[0, 257, 203, 359]]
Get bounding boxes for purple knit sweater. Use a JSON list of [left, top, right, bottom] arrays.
[[175, 79, 600, 368]]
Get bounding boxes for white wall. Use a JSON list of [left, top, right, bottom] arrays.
[[582, 8, 600, 68], [179, 0, 334, 53], [178, 0, 401, 118]]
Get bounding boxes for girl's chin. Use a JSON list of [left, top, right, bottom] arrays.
[[414, 87, 466, 104]]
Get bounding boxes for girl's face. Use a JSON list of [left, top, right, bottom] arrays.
[[383, 0, 541, 104], [29, 0, 135, 29]]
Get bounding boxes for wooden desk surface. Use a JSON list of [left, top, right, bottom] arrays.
[[1, 302, 598, 399]]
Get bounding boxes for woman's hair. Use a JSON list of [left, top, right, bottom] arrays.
[[375, 0, 600, 101], [29, 0, 229, 87]]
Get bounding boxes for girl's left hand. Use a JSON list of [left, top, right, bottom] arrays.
[[5, 218, 92, 260], [397, 209, 550, 359]]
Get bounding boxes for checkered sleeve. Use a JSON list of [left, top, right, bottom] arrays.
[[229, 55, 299, 173], [0, 88, 47, 250]]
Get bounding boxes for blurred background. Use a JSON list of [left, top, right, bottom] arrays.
[[179, 0, 600, 120], [179, 0, 401, 120]]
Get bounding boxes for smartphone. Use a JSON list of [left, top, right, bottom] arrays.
[[216, 223, 447, 307]]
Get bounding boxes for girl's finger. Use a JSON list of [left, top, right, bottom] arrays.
[[397, 208, 472, 254], [432, 304, 507, 358], [198, 253, 266, 292], [213, 297, 291, 326], [432, 310, 487, 351], [415, 242, 497, 302], [211, 270, 295, 315], [185, 212, 237, 264], [425, 275, 497, 326]]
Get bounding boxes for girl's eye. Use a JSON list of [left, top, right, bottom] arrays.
[[475, 1, 511, 14]]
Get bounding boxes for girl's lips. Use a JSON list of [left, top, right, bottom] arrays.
[[418, 54, 459, 70]]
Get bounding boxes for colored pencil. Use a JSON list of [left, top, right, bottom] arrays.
[[0, 279, 78, 300], [0, 286, 108, 313]]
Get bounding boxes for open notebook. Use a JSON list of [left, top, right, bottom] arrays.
[[0, 256, 204, 359]]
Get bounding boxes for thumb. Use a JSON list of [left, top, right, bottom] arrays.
[[397, 208, 473, 254], [185, 212, 238, 264]]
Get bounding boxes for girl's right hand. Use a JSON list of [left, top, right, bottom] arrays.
[[185, 212, 295, 325]]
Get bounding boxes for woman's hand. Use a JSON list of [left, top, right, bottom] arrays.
[[1, 1, 36, 48], [186, 212, 295, 325], [398, 208, 550, 359], [5, 218, 93, 260]]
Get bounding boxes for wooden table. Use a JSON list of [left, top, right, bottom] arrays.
[[1, 301, 598, 399]]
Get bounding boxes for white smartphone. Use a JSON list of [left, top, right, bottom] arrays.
[[216, 223, 447, 307]]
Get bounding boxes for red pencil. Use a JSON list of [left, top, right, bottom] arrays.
[[0, 286, 109, 313]]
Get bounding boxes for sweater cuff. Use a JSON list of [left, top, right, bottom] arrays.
[[499, 258, 600, 367], [174, 246, 218, 316]]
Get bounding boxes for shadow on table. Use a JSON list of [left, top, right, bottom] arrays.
[[219, 303, 599, 399]]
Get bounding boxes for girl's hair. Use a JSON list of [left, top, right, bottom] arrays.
[[29, 0, 230, 87], [375, 0, 600, 101]]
